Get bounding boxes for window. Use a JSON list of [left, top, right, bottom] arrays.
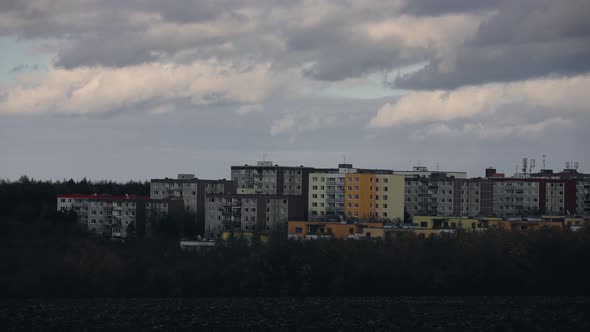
[[312, 177, 318, 182], [313, 185, 318, 190], [383, 195, 388, 200], [354, 186, 359, 190], [354, 177, 359, 182], [295, 227, 303, 233], [312, 202, 318, 207], [312, 194, 318, 198], [384, 187, 388, 192], [384, 178, 389, 183], [383, 204, 388, 208], [354, 194, 359, 199]]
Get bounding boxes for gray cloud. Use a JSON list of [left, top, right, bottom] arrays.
[[400, 0, 499, 16], [395, 0, 590, 89]]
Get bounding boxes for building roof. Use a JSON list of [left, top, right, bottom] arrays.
[[57, 194, 149, 200]]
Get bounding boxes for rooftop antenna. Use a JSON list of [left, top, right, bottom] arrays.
[[574, 161, 580, 170], [522, 158, 528, 176], [342, 154, 347, 165], [529, 159, 536, 174], [262, 153, 268, 162]]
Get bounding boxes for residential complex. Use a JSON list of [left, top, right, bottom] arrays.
[[57, 160, 590, 240], [57, 194, 183, 238]]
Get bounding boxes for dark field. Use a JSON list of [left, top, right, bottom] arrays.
[[1, 297, 589, 331]]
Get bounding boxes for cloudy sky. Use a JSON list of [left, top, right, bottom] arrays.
[[1, 0, 589, 181]]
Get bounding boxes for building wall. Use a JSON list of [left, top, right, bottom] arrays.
[[150, 177, 236, 235], [344, 173, 374, 220], [343, 173, 405, 221], [57, 194, 184, 238], [287, 221, 383, 239], [205, 194, 306, 239]]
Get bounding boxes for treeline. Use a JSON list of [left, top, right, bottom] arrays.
[[2, 218, 590, 297], [0, 176, 149, 222]]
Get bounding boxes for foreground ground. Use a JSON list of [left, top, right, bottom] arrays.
[[1, 297, 589, 331]]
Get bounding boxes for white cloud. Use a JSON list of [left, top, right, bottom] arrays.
[[0, 60, 272, 114], [236, 103, 264, 115], [412, 118, 573, 140], [364, 14, 484, 53], [368, 74, 590, 128], [270, 110, 338, 136], [270, 113, 296, 136]]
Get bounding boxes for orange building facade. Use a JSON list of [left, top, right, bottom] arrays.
[[343, 173, 404, 221]]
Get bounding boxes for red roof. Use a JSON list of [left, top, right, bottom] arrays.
[[57, 194, 149, 200]]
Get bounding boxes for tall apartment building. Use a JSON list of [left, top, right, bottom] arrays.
[[343, 171, 405, 221], [487, 168, 577, 216], [530, 168, 590, 215], [204, 194, 306, 238], [308, 164, 356, 221], [57, 194, 183, 238], [400, 166, 469, 217], [150, 174, 237, 234], [231, 161, 325, 196]]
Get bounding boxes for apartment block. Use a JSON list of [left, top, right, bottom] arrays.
[[57, 194, 182, 238], [308, 164, 356, 221], [343, 171, 404, 221], [231, 161, 325, 196], [150, 174, 237, 233], [204, 194, 306, 239]]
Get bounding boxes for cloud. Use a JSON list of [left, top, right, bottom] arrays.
[[0, 60, 272, 114], [236, 103, 264, 115], [270, 113, 296, 136], [369, 74, 590, 128], [395, 0, 590, 89], [411, 118, 573, 140], [270, 110, 338, 136]]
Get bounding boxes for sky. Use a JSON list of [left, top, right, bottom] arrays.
[[1, 0, 589, 181]]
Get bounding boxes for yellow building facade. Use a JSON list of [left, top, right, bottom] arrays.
[[343, 173, 404, 221]]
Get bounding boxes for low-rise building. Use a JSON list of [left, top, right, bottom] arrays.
[[287, 221, 384, 240]]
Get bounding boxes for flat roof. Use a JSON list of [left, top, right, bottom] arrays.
[[58, 194, 149, 200]]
